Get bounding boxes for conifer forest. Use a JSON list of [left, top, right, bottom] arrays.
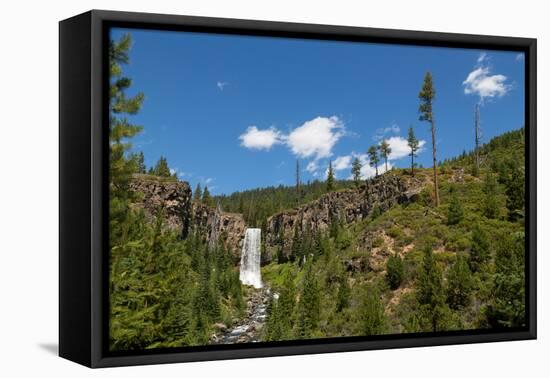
[[108, 32, 526, 351]]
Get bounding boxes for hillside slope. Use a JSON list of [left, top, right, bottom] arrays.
[[259, 128, 526, 340]]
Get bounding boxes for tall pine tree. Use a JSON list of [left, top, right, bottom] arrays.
[[379, 139, 391, 173], [351, 157, 362, 187], [326, 161, 335, 192], [419, 72, 440, 207], [109, 34, 144, 200], [367, 145, 380, 177], [407, 126, 420, 176], [296, 261, 320, 338]]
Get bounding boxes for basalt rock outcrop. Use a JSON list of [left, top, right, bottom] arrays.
[[129, 175, 246, 258], [192, 203, 246, 260], [264, 174, 414, 262], [129, 175, 192, 238], [129, 173, 419, 264]]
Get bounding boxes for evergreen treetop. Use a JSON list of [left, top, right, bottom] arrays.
[[326, 161, 335, 192]]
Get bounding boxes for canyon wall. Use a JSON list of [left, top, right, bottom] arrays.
[[129, 175, 246, 259], [264, 174, 418, 262]]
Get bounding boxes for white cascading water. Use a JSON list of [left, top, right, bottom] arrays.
[[239, 228, 263, 289]]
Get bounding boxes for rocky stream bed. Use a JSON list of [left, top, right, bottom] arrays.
[[210, 287, 272, 344]]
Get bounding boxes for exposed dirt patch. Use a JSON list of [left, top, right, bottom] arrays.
[[385, 286, 413, 315]]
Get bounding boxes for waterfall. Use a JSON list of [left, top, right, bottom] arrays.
[[239, 228, 262, 289]]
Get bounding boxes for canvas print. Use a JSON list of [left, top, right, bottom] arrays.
[[108, 27, 526, 352]]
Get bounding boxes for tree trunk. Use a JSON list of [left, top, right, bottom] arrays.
[[411, 153, 415, 176], [385, 158, 388, 173], [474, 103, 480, 175], [431, 120, 440, 207]]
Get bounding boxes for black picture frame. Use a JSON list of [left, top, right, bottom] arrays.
[[59, 9, 537, 368]]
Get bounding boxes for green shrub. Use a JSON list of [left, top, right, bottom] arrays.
[[387, 226, 405, 241], [386, 253, 405, 290], [371, 235, 384, 248]]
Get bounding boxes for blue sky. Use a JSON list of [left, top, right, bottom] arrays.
[[111, 28, 525, 195]]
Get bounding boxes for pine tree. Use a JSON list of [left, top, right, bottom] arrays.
[[291, 222, 303, 262], [108, 33, 144, 198], [193, 183, 202, 202], [417, 246, 448, 332], [359, 287, 387, 335], [446, 256, 473, 309], [153, 156, 171, 177], [137, 151, 146, 173], [473, 103, 481, 177], [386, 253, 404, 290], [407, 126, 420, 176], [326, 161, 335, 192], [501, 154, 525, 221], [367, 145, 380, 177], [419, 72, 440, 206], [313, 232, 325, 258], [379, 139, 391, 173], [469, 224, 490, 272], [277, 226, 287, 264], [483, 171, 499, 219], [202, 186, 214, 207], [278, 271, 296, 337], [193, 261, 220, 321], [296, 261, 320, 338], [351, 157, 362, 187], [485, 232, 525, 328], [296, 159, 301, 199], [336, 277, 351, 312], [329, 211, 340, 240], [447, 186, 464, 225], [265, 296, 283, 341]]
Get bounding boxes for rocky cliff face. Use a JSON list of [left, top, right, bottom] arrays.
[[192, 203, 246, 260], [264, 174, 414, 262], [129, 175, 246, 259], [129, 175, 192, 238], [129, 173, 419, 264]]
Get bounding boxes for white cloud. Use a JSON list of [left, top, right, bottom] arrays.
[[169, 167, 190, 178], [306, 160, 319, 174], [239, 126, 282, 150], [385, 136, 426, 160], [358, 161, 393, 179], [239, 116, 348, 179], [285, 116, 345, 160], [239, 116, 345, 159], [463, 54, 511, 100], [477, 52, 488, 63], [205, 177, 214, 184], [516, 53, 525, 61], [217, 81, 229, 91], [374, 123, 400, 141], [333, 155, 352, 171]]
